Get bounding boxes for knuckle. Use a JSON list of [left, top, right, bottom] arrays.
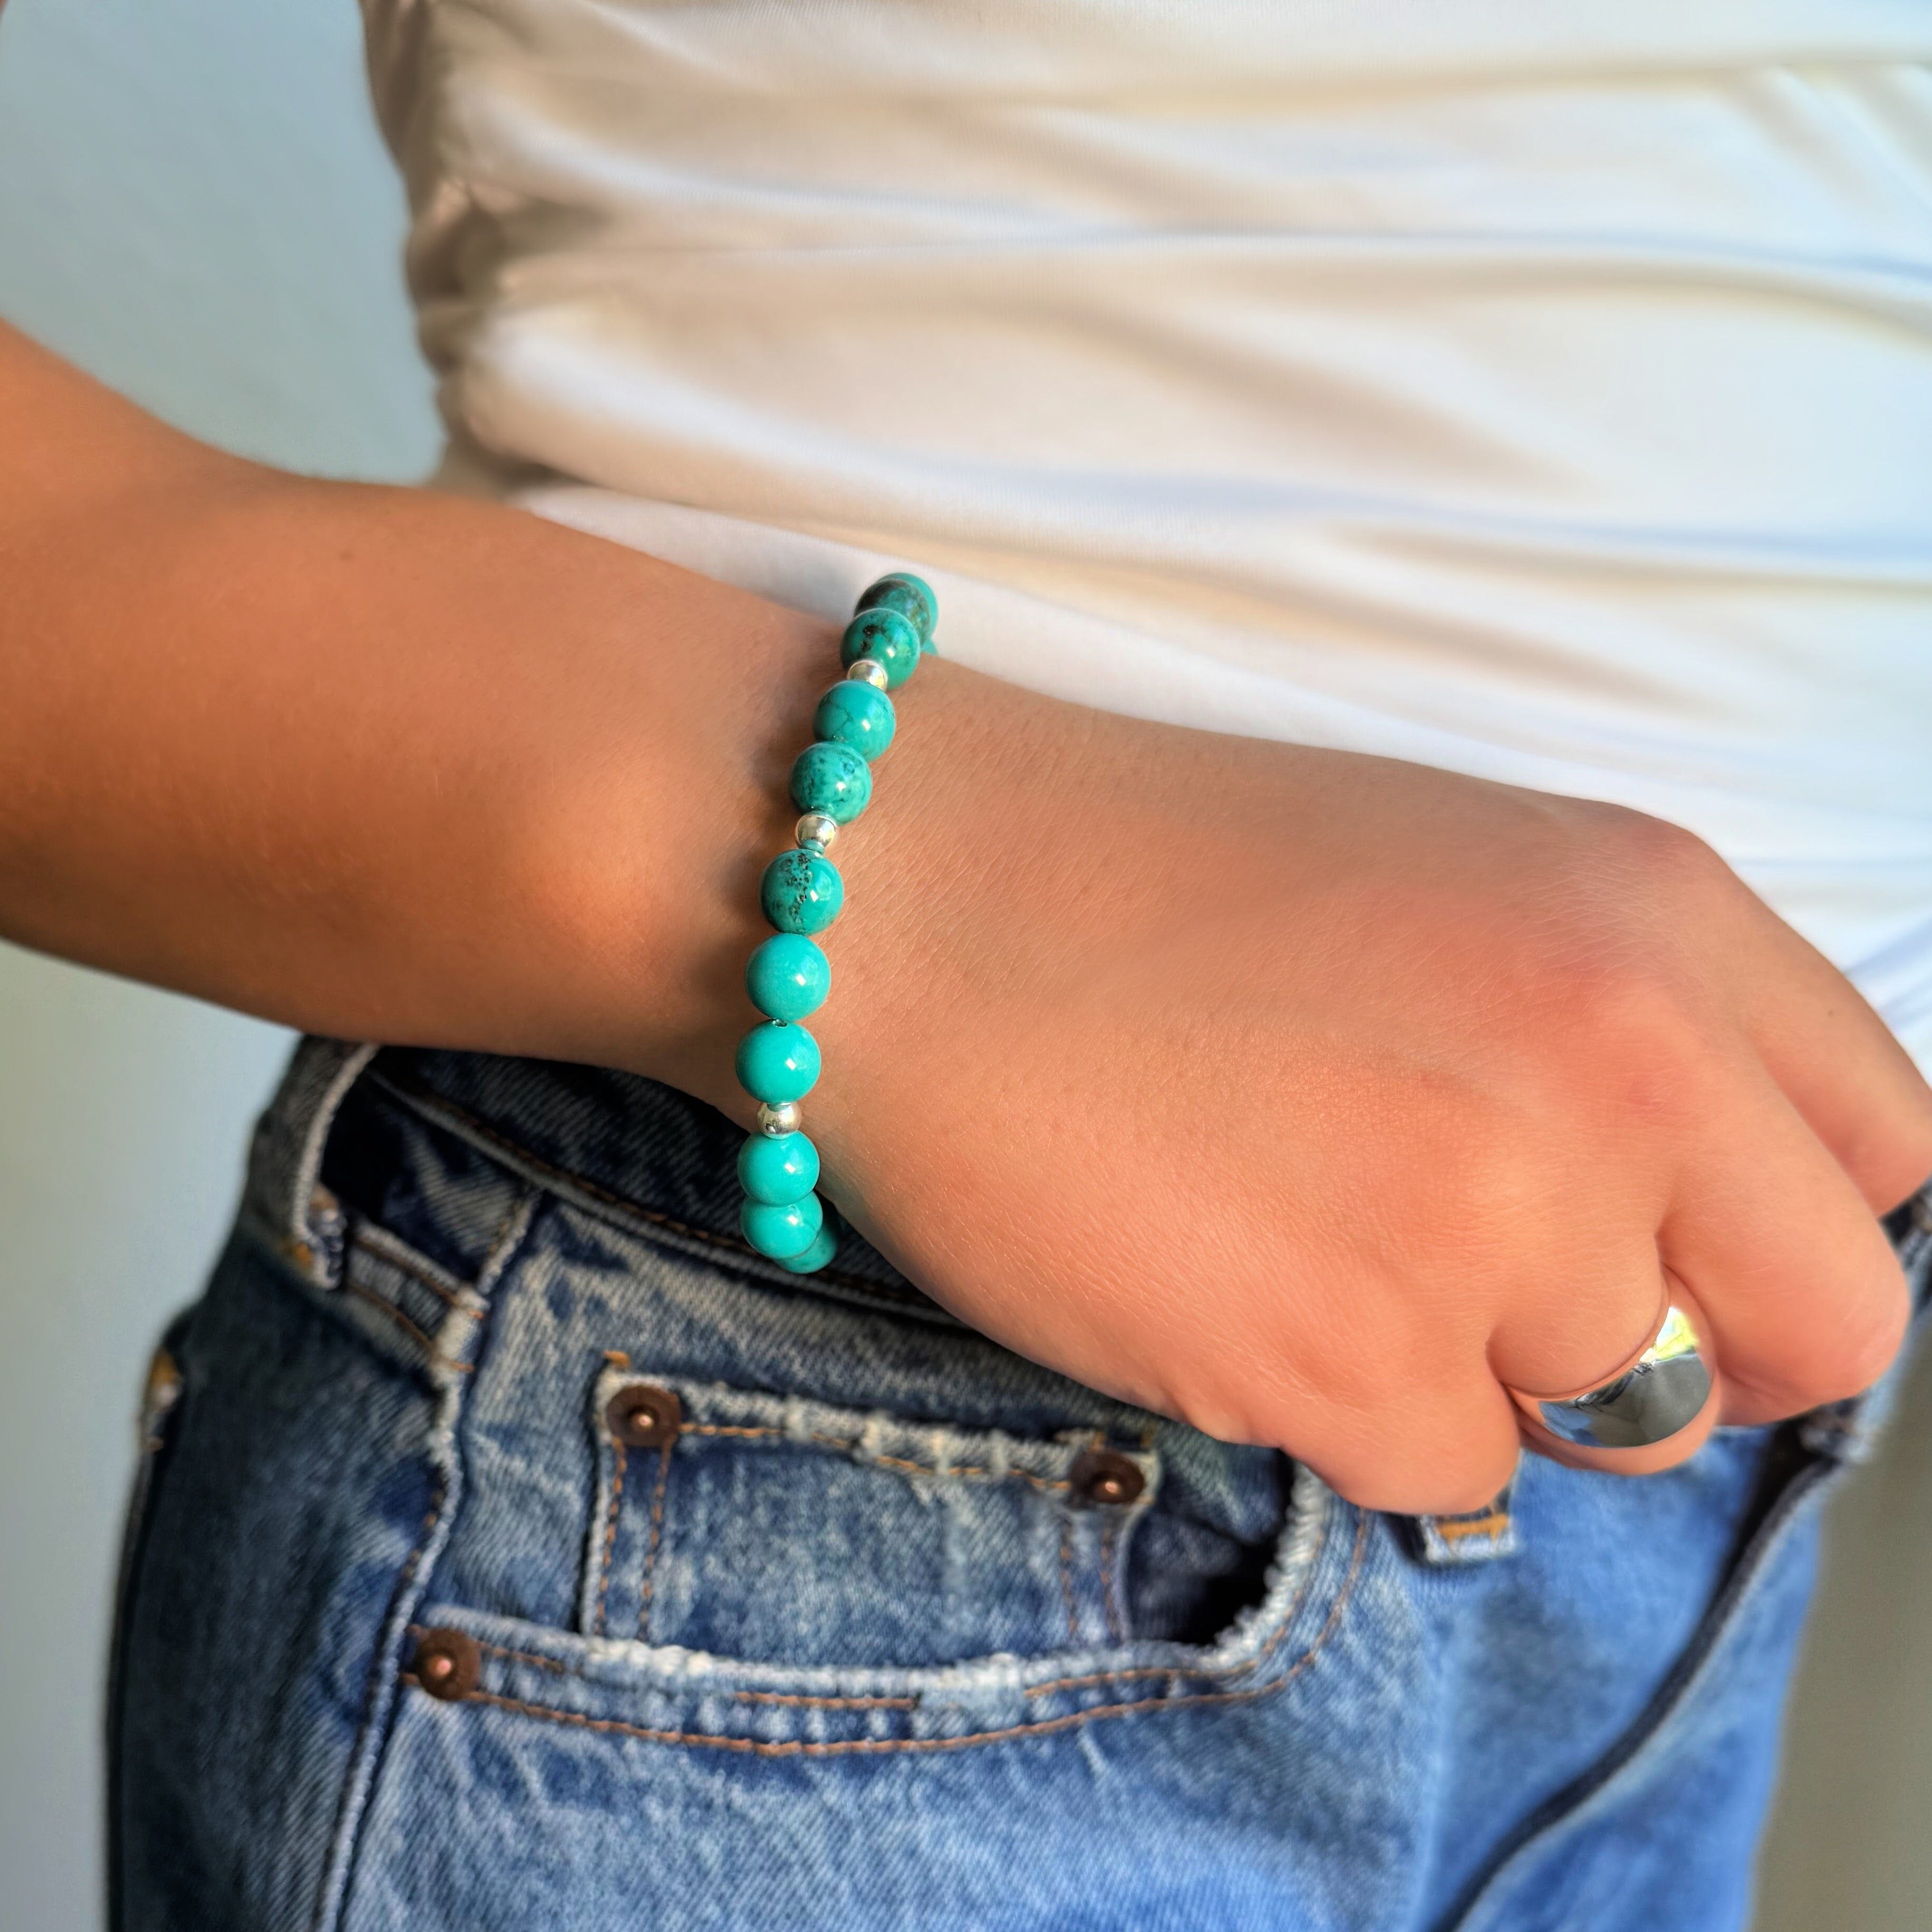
[[1520, 813, 1737, 1038], [1819, 1285, 1909, 1400], [1522, 946, 1713, 1129], [1589, 803, 1731, 899], [1556, 958, 1691, 1058], [1763, 1278, 1909, 1413], [1489, 894, 1704, 1078], [1860, 1110, 1932, 1216]]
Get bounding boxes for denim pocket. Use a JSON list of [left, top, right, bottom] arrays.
[[388, 1189, 1355, 1759], [277, 1058, 1355, 1769], [579, 1360, 1161, 1667]]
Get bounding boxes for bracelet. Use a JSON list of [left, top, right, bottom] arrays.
[[733, 571, 938, 1273]]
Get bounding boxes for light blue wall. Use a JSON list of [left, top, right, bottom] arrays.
[[0, 3, 1927, 1929], [0, 0, 436, 475], [0, 1, 437, 1925]]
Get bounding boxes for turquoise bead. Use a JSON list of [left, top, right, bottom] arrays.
[[778, 1222, 839, 1274], [735, 1021, 820, 1104], [790, 740, 872, 824], [857, 572, 937, 648], [760, 848, 843, 934], [839, 608, 922, 689], [745, 933, 830, 1021], [740, 1190, 824, 1261], [813, 679, 895, 761], [737, 1130, 819, 1205]]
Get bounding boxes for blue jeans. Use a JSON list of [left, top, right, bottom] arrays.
[[110, 1040, 1932, 1932]]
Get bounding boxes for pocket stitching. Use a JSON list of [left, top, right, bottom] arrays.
[[352, 1221, 469, 1309], [1100, 1513, 1124, 1645], [339, 1276, 477, 1367], [591, 1439, 626, 1638], [636, 1443, 673, 1640], [1058, 1518, 1079, 1643], [588, 1365, 1161, 1664], [402, 1508, 1368, 1756], [631, 1414, 1142, 1499], [571, 1370, 1323, 1701]]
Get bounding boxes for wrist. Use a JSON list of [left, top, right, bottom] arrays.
[[621, 640, 1041, 1137], [501, 583, 847, 1110]]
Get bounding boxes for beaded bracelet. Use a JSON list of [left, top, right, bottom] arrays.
[[733, 571, 938, 1273]]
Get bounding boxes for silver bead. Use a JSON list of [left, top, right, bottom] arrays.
[[757, 1101, 803, 1137], [794, 813, 839, 851], [845, 657, 890, 689]]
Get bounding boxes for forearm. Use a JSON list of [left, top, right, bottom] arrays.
[[7, 332, 1930, 1516], [0, 320, 829, 1099]]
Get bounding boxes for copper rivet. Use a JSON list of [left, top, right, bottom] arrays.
[[412, 1627, 479, 1702], [605, 1382, 682, 1450], [1069, 1449, 1146, 1508]]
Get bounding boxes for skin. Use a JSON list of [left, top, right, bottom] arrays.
[[6, 318, 1931, 1513]]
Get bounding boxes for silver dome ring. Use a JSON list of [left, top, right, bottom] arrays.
[[1512, 1306, 1714, 1452]]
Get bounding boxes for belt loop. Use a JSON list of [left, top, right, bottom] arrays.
[[245, 1037, 381, 1285], [1411, 1473, 1520, 1566]]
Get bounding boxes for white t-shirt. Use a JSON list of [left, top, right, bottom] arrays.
[[362, 0, 1932, 1073]]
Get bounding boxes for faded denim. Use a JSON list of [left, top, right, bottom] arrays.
[[110, 1039, 1932, 1932]]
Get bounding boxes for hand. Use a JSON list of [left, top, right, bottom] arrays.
[[716, 660, 1932, 1514], [8, 317, 1924, 1517]]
